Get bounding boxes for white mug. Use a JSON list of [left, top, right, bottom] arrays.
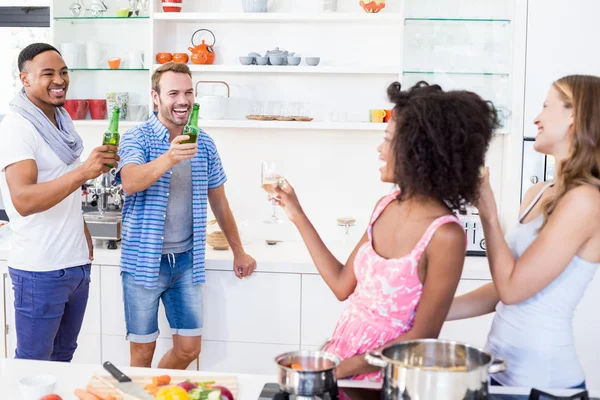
[[127, 51, 144, 69], [86, 42, 108, 68], [59, 43, 85, 68]]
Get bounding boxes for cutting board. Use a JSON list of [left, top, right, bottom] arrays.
[[86, 373, 238, 400]]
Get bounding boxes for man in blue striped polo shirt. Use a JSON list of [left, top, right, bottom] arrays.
[[116, 62, 256, 369]]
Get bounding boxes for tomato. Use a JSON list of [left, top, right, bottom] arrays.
[[41, 395, 63, 400]]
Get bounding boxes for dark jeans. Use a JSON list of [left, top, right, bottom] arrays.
[[9, 264, 91, 361], [490, 377, 587, 390]]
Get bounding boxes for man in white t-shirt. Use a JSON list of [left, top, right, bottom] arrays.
[[0, 43, 119, 361]]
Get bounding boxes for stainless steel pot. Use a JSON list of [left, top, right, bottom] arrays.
[[275, 350, 340, 396], [365, 339, 507, 400]]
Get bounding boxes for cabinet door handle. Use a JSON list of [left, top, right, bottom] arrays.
[[530, 176, 539, 184]]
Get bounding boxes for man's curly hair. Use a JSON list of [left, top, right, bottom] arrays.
[[388, 81, 499, 214]]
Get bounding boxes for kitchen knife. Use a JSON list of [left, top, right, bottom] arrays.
[[103, 361, 154, 400]]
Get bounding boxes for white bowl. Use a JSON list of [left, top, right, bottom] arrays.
[[19, 375, 57, 400]]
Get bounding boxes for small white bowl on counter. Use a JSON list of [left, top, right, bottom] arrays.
[[19, 374, 57, 400]]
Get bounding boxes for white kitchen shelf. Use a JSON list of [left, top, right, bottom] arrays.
[[74, 119, 387, 131], [153, 64, 400, 75], [153, 12, 403, 23], [196, 120, 387, 130]]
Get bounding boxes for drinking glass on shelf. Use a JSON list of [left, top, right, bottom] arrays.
[[261, 161, 285, 224], [251, 101, 264, 117]]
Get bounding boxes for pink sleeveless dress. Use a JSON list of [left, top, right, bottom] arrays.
[[324, 191, 464, 381]]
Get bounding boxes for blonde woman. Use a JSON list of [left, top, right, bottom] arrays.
[[448, 75, 600, 389]]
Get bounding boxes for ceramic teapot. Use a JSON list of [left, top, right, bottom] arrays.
[[189, 29, 216, 65], [264, 47, 294, 65]]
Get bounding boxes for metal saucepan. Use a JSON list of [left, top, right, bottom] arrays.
[[365, 339, 507, 400], [275, 341, 339, 396]]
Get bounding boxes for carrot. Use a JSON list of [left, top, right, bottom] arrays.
[[145, 383, 160, 395], [86, 385, 117, 400], [290, 363, 304, 371], [74, 389, 101, 400], [152, 375, 171, 386]]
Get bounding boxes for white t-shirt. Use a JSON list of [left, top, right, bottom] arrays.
[[0, 112, 89, 271]]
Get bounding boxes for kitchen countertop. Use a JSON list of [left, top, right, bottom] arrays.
[[0, 239, 492, 279], [1, 359, 597, 400]]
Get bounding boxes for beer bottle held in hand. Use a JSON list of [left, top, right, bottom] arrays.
[[102, 108, 120, 169], [181, 103, 199, 144]]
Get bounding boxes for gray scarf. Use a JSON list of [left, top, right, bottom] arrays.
[[9, 88, 83, 165]]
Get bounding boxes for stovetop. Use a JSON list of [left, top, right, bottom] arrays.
[[258, 383, 598, 400]]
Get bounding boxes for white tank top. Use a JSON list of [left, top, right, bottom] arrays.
[[486, 182, 600, 388]]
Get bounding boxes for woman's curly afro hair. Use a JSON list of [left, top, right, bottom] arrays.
[[387, 81, 499, 214]]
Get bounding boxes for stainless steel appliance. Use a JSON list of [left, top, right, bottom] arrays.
[[257, 381, 594, 400], [458, 212, 486, 257], [365, 339, 506, 400], [83, 171, 123, 249], [521, 138, 556, 201]]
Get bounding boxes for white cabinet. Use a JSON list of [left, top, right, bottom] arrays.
[[438, 280, 495, 349], [72, 334, 102, 364], [300, 275, 347, 347], [200, 340, 296, 375], [81, 265, 102, 335], [203, 271, 301, 345]]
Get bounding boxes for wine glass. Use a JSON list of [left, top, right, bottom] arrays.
[[261, 161, 285, 224]]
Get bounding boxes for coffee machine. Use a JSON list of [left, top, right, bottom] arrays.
[[83, 170, 123, 249]]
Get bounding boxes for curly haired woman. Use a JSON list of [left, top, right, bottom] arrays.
[[447, 75, 600, 390], [272, 81, 498, 380]]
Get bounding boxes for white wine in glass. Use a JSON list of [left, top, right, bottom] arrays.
[[261, 161, 284, 224]]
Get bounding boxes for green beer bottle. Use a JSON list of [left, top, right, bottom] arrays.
[[181, 103, 199, 144], [102, 108, 120, 169]]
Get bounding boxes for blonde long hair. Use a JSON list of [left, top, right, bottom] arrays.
[[540, 75, 600, 229]]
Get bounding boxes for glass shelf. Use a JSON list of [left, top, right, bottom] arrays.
[[68, 68, 149, 71], [403, 71, 509, 76], [405, 17, 511, 23], [54, 16, 149, 20]]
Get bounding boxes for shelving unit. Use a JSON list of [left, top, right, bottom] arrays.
[[68, 68, 149, 71], [156, 64, 400, 75], [54, 16, 149, 20], [74, 119, 390, 131], [50, 0, 515, 132], [153, 12, 402, 23]]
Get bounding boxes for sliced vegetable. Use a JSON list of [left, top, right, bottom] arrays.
[[196, 380, 216, 388], [156, 385, 191, 400], [145, 383, 160, 395], [74, 388, 100, 400], [207, 389, 222, 400], [212, 385, 234, 400], [290, 363, 303, 371], [178, 380, 199, 392], [153, 375, 172, 386], [188, 388, 219, 400], [86, 385, 117, 400]]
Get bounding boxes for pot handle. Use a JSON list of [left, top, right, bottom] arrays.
[[364, 350, 388, 369], [191, 29, 216, 47], [195, 81, 231, 98], [488, 357, 507, 374]]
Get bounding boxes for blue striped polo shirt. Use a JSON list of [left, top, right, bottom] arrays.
[[116, 113, 227, 289]]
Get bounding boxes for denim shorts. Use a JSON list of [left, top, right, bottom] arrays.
[[121, 250, 204, 343]]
